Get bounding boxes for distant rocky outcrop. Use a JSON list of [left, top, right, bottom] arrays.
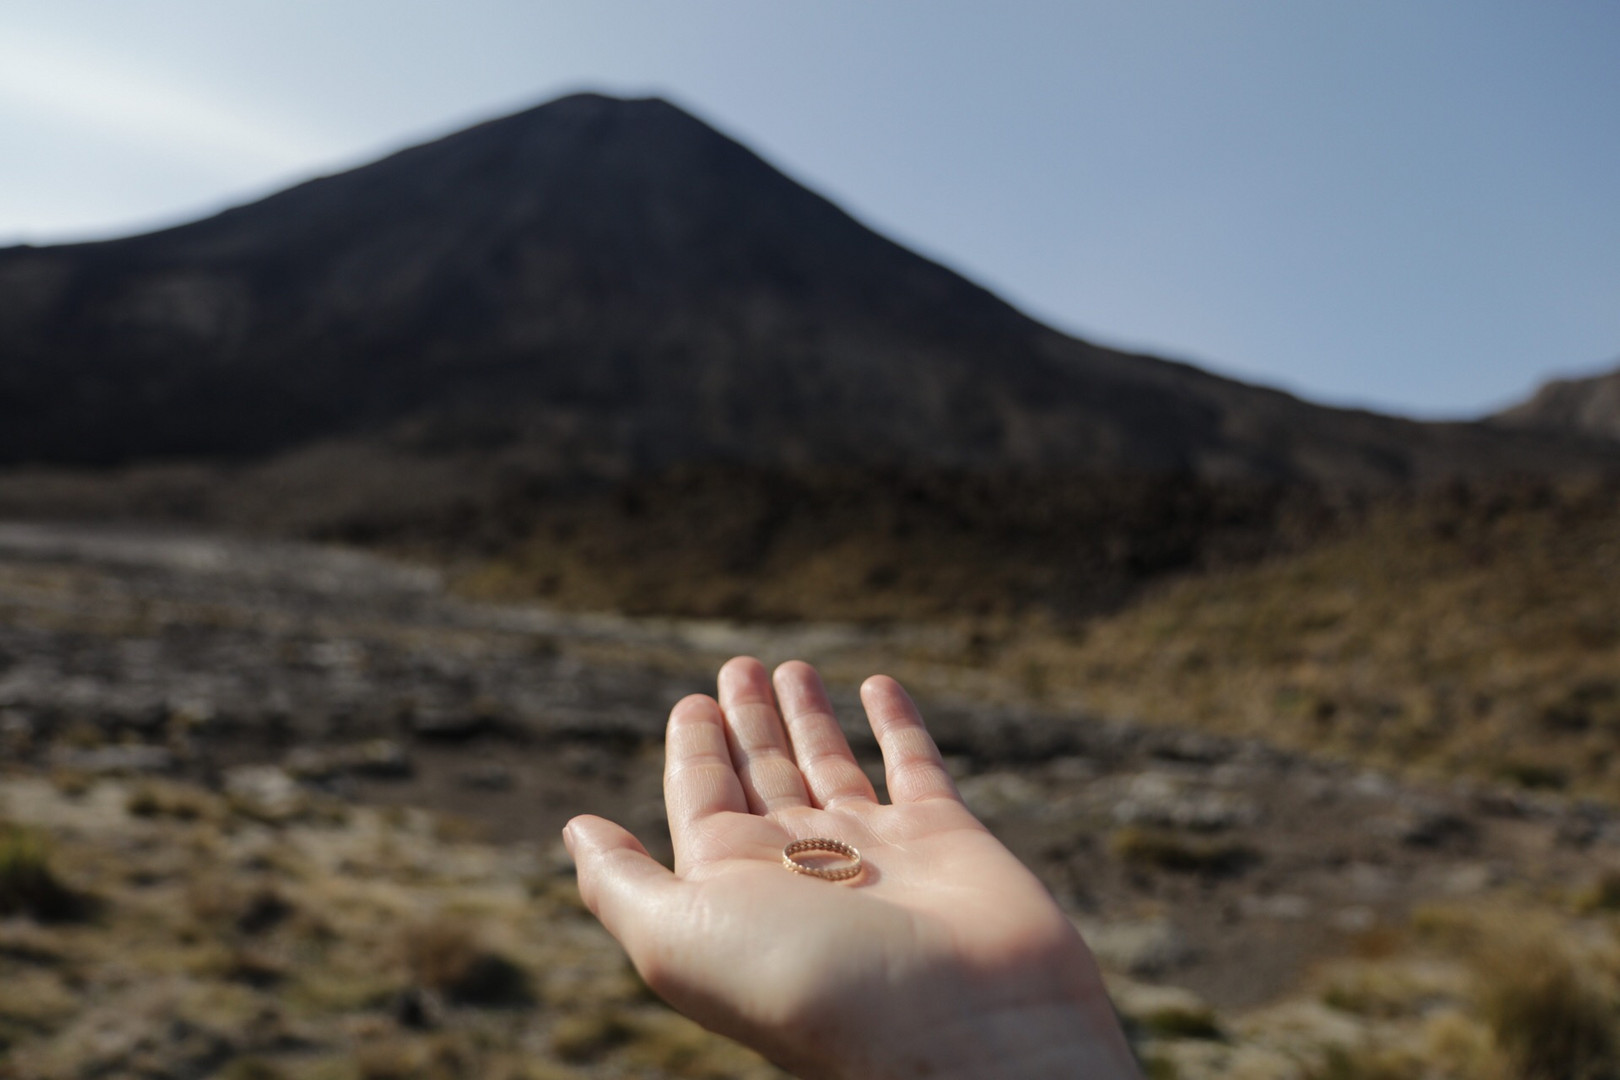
[[0, 92, 1614, 487], [1491, 362, 1620, 442]]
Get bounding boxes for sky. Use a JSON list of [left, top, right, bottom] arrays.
[[1, 2, 1616, 419]]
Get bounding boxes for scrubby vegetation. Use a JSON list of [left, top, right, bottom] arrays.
[[926, 478, 1620, 800], [0, 824, 88, 923], [402, 915, 532, 1006], [453, 472, 1620, 799], [0, 776, 784, 1080], [1132, 901, 1620, 1080], [450, 466, 1323, 622], [3, 769, 1617, 1080], [1109, 826, 1259, 878], [1472, 923, 1620, 1080], [2, 484, 1617, 1078]]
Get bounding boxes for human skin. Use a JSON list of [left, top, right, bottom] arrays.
[[564, 656, 1141, 1080]]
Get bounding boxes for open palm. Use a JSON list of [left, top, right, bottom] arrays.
[[566, 657, 1138, 1080]]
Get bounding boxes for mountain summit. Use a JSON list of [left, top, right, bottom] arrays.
[[0, 92, 1609, 482]]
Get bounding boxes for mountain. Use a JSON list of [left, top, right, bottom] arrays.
[[1492, 363, 1620, 442], [0, 91, 1612, 485]]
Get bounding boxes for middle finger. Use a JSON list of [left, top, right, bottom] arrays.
[[774, 661, 877, 809], [718, 656, 811, 814]]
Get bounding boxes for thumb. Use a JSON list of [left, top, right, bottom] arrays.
[[563, 814, 679, 955]]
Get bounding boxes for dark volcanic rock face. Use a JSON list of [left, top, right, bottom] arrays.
[[0, 92, 1612, 484], [1493, 362, 1620, 442]]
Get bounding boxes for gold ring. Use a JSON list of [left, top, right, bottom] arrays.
[[782, 838, 862, 882]]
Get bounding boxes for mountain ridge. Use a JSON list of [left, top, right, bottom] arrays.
[[0, 91, 1614, 485], [1493, 361, 1620, 443]]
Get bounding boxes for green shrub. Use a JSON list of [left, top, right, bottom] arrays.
[[1574, 869, 1620, 914], [1494, 759, 1569, 791], [1109, 827, 1259, 876], [1139, 1053, 1179, 1080], [1141, 1005, 1221, 1040], [126, 781, 217, 821], [0, 826, 87, 922], [402, 917, 531, 1006]]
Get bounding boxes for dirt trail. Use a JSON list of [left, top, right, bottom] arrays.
[[1, 522, 1614, 1011]]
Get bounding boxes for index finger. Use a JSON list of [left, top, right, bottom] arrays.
[[861, 675, 962, 805], [664, 693, 748, 870]]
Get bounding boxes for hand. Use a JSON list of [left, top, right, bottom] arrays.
[[564, 657, 1140, 1080]]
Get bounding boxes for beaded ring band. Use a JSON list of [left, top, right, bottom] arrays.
[[782, 837, 863, 882]]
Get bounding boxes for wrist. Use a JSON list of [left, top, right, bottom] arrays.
[[822, 993, 1140, 1080]]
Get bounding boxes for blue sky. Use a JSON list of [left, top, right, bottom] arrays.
[[1, 1, 1616, 418]]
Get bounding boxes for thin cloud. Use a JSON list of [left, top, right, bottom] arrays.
[[0, 31, 335, 171]]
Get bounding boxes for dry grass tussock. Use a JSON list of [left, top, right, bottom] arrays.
[[4, 770, 1618, 1079], [960, 480, 1620, 800], [0, 775, 784, 1080], [1108, 898, 1620, 1079], [401, 915, 532, 1006], [0, 823, 90, 923], [458, 474, 1620, 800], [450, 466, 1317, 623], [1469, 919, 1620, 1080], [1109, 826, 1259, 878]]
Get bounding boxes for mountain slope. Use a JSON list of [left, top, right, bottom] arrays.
[[0, 92, 1612, 484], [908, 475, 1620, 800], [1493, 362, 1620, 442]]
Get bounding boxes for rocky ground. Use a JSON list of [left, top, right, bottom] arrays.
[[3, 522, 1619, 1078]]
